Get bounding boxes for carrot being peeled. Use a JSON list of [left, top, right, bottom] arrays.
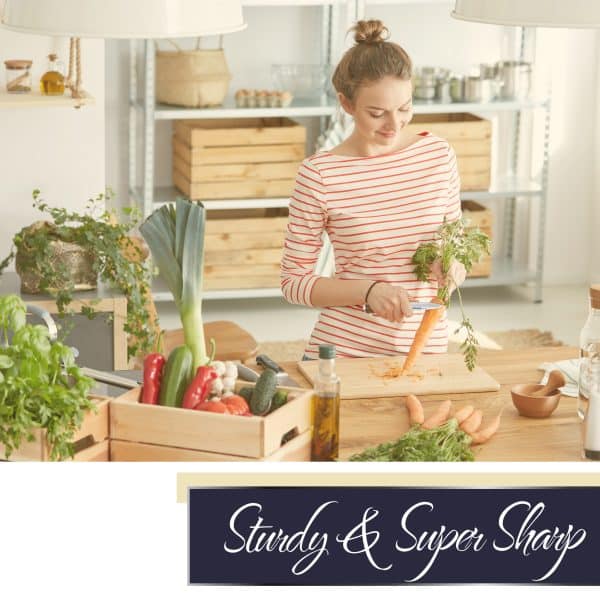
[[405, 394, 424, 425], [401, 297, 445, 375], [469, 413, 502, 445], [422, 399, 452, 430]]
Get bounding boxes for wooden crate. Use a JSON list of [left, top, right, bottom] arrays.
[[406, 113, 491, 191], [203, 212, 287, 289], [172, 117, 305, 200], [173, 117, 306, 147], [110, 382, 312, 461], [111, 431, 310, 462], [0, 396, 110, 461], [462, 200, 492, 278]]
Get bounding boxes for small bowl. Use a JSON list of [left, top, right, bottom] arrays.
[[510, 383, 561, 418]]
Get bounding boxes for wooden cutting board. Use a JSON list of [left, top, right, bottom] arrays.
[[297, 353, 500, 399]]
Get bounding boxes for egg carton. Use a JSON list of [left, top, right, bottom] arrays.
[[234, 88, 294, 108]]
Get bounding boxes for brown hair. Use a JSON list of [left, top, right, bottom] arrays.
[[332, 20, 412, 102]]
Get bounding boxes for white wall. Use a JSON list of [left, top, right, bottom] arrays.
[[534, 28, 598, 285], [0, 29, 105, 268]]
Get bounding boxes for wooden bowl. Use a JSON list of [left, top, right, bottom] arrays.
[[511, 383, 561, 418]]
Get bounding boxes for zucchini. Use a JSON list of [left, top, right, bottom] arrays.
[[249, 368, 277, 416], [158, 345, 193, 407], [238, 386, 255, 404], [270, 389, 288, 413]]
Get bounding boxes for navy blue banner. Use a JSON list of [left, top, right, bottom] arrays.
[[188, 486, 599, 585]]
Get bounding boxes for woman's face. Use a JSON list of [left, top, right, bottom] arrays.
[[340, 76, 414, 148]]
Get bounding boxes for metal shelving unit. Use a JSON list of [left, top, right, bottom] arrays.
[[129, 0, 551, 302]]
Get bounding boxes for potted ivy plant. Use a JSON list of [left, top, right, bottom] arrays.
[[0, 189, 158, 360]]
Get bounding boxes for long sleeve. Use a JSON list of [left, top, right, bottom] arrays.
[[446, 143, 462, 222], [280, 158, 327, 307]]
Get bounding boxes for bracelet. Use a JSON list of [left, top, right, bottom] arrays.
[[364, 281, 381, 308]]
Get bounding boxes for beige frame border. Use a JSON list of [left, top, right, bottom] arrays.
[[176, 472, 600, 503]]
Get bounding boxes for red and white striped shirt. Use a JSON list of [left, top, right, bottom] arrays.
[[280, 132, 461, 359]]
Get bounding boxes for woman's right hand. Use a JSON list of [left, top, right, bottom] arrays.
[[366, 282, 413, 323]]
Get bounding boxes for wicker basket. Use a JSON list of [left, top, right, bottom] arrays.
[[15, 238, 97, 294], [156, 40, 231, 108]]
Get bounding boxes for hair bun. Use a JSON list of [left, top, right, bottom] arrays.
[[353, 20, 389, 44]]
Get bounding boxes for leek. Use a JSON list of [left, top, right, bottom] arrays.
[[140, 197, 208, 370]]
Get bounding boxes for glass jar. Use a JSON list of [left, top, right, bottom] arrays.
[[4, 59, 32, 93], [578, 285, 600, 419]]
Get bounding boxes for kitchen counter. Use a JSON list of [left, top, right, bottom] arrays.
[[277, 346, 585, 461]]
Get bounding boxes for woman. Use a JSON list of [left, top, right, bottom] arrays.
[[281, 19, 466, 360]]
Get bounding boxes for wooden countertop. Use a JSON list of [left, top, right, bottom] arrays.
[[276, 346, 585, 461]]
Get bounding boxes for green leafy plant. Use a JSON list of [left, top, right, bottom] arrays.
[[412, 218, 491, 371], [0, 189, 157, 360], [349, 418, 474, 462], [0, 294, 96, 460]]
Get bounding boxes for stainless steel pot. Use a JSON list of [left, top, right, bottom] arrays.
[[450, 76, 464, 102], [496, 60, 531, 100], [464, 76, 482, 102]]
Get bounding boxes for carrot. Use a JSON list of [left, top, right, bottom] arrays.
[[422, 399, 452, 430], [401, 297, 445, 374], [454, 404, 474, 424], [469, 414, 502, 445], [405, 394, 425, 425], [460, 409, 483, 434]]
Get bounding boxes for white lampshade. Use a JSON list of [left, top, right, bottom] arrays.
[[1, 0, 246, 38], [452, 0, 600, 28]]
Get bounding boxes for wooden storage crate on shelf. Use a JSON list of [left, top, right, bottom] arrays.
[[462, 200, 493, 278], [203, 209, 287, 290], [406, 113, 491, 191], [0, 396, 110, 461], [172, 117, 306, 200], [109, 382, 312, 462]]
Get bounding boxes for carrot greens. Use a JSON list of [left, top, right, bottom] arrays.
[[411, 218, 490, 371], [349, 418, 474, 462]]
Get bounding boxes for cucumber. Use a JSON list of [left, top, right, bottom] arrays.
[[249, 368, 277, 416], [238, 386, 255, 404], [158, 345, 193, 407], [270, 389, 288, 413]]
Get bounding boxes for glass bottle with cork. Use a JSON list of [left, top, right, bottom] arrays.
[[583, 356, 600, 460], [311, 344, 341, 461], [40, 53, 65, 96], [578, 284, 600, 420]]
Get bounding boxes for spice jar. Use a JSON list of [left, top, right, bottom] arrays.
[[4, 59, 32, 93]]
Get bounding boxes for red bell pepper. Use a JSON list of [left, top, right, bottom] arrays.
[[182, 366, 218, 410], [141, 353, 166, 405]]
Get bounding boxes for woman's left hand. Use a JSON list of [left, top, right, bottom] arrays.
[[430, 258, 466, 295]]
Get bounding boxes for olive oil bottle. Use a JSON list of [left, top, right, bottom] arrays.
[[40, 53, 65, 96], [311, 344, 341, 461]]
